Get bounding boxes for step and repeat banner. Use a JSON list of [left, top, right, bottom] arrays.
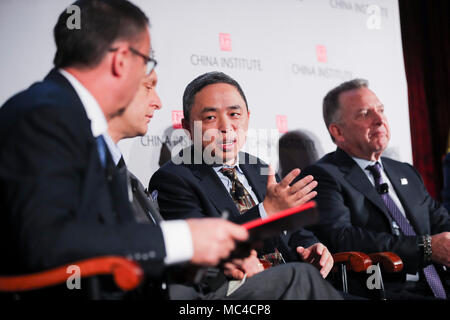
[[0, 0, 411, 186]]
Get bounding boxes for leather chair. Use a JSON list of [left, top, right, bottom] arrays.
[[332, 251, 403, 300], [0, 256, 146, 300], [0, 253, 404, 300]]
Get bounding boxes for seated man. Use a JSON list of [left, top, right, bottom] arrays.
[[443, 150, 450, 212], [0, 0, 247, 298], [106, 71, 164, 225], [148, 71, 342, 299], [300, 78, 450, 299], [108, 70, 342, 300]]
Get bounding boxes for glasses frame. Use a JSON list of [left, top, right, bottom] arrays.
[[109, 46, 157, 74]]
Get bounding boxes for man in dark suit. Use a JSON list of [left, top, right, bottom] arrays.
[[148, 72, 343, 299], [301, 78, 450, 299], [0, 0, 248, 296], [107, 71, 164, 225], [443, 149, 450, 212]]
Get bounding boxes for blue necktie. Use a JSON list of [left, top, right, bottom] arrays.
[[96, 135, 107, 167], [366, 162, 447, 299]]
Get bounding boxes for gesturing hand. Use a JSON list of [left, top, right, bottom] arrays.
[[263, 166, 318, 216]]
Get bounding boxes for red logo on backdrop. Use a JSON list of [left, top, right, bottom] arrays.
[[316, 45, 327, 63], [171, 110, 184, 129], [276, 115, 288, 133], [219, 33, 232, 52]]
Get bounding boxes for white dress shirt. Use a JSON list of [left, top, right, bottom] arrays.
[[58, 69, 193, 266]]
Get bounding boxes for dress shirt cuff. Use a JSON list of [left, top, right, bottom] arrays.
[[258, 202, 268, 219], [160, 220, 193, 265]]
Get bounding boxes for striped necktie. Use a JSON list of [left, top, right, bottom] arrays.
[[366, 162, 447, 299]]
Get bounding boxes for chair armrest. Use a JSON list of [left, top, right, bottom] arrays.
[[332, 251, 373, 272], [369, 252, 403, 273], [0, 256, 144, 292]]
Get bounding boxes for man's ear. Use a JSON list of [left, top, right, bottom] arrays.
[[110, 45, 128, 77], [329, 123, 344, 143]]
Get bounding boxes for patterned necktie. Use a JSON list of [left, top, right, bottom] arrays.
[[366, 162, 447, 299], [220, 167, 256, 214], [220, 167, 284, 267]]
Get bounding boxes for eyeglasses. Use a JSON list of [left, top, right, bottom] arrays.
[[109, 46, 158, 75]]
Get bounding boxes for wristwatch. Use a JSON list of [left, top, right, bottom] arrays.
[[417, 234, 432, 264]]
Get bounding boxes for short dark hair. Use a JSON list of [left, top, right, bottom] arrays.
[[322, 78, 369, 141], [53, 0, 149, 69], [182, 71, 249, 122]]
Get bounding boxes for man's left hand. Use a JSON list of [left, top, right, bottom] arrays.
[[297, 243, 333, 278]]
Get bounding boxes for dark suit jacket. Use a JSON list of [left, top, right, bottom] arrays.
[[300, 148, 450, 275], [0, 69, 166, 278], [148, 147, 319, 260], [128, 170, 163, 225], [443, 152, 450, 212]]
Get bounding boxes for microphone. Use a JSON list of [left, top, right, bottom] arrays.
[[377, 183, 389, 194]]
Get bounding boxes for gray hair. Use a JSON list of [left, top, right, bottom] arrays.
[[322, 78, 369, 141]]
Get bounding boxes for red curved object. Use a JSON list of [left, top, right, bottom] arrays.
[[332, 251, 373, 272], [369, 252, 404, 273], [0, 256, 144, 292]]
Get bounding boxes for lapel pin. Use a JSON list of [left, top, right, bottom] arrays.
[[400, 178, 408, 185]]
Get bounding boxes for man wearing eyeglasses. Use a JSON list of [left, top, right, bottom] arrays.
[[0, 0, 248, 298], [109, 47, 158, 76]]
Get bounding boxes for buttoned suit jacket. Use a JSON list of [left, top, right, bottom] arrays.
[[0, 69, 166, 278], [300, 148, 450, 275]]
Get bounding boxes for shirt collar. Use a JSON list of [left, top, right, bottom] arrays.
[[352, 156, 384, 172], [58, 69, 107, 138], [212, 154, 244, 174]]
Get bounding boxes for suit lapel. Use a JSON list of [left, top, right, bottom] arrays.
[[105, 153, 134, 223], [239, 152, 267, 202], [190, 164, 242, 219], [382, 159, 428, 234], [335, 149, 393, 222], [78, 139, 110, 220], [128, 170, 163, 225]]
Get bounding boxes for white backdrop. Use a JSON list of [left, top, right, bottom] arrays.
[[0, 0, 411, 187]]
